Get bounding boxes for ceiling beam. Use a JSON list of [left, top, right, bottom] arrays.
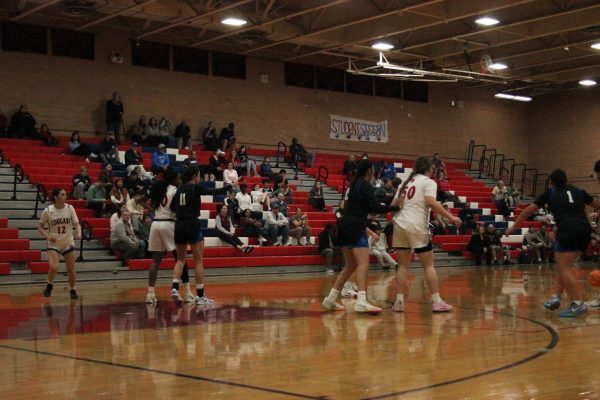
[[135, 0, 255, 40], [192, 0, 347, 46], [12, 0, 61, 21], [515, 61, 600, 80], [78, 0, 161, 30], [262, 0, 276, 17]]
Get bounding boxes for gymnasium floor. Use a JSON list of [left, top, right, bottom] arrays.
[[1, 265, 599, 399]]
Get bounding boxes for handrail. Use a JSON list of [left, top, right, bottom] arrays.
[[11, 164, 25, 201], [466, 140, 474, 165], [509, 163, 526, 187], [317, 165, 329, 182], [275, 141, 287, 168], [521, 168, 537, 196], [478, 157, 489, 179], [479, 148, 496, 178], [489, 153, 504, 179], [468, 144, 486, 171], [500, 159, 515, 183], [532, 173, 549, 197], [499, 167, 510, 183], [76, 221, 93, 262], [32, 183, 48, 219], [341, 178, 350, 200], [0, 149, 4, 165]]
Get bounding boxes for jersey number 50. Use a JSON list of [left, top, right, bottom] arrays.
[[406, 186, 416, 200]]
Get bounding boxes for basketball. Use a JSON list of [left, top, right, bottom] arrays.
[[588, 270, 600, 287]]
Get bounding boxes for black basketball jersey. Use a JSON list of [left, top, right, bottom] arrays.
[[534, 184, 593, 226], [171, 183, 231, 220]]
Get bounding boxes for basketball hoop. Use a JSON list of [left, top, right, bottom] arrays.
[[480, 54, 492, 74]]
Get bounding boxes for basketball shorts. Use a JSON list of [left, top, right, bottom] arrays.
[[554, 219, 591, 253], [393, 226, 432, 253], [148, 221, 176, 252], [175, 219, 204, 245], [48, 238, 75, 255], [345, 232, 368, 249]]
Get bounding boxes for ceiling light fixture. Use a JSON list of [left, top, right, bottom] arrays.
[[591, 42, 600, 50], [475, 17, 500, 26], [513, 95, 532, 102], [371, 42, 394, 51], [221, 17, 247, 26], [579, 79, 597, 86], [488, 62, 508, 70], [494, 93, 532, 102]]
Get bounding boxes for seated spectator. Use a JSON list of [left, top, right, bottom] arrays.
[[522, 226, 545, 263], [224, 190, 240, 222], [110, 209, 145, 266], [273, 169, 287, 190], [146, 117, 160, 147], [216, 205, 254, 253], [319, 223, 344, 274], [124, 167, 146, 196], [158, 117, 173, 147], [0, 109, 7, 137], [491, 180, 507, 204], [182, 151, 199, 167], [238, 145, 257, 176], [219, 122, 236, 151], [207, 149, 224, 180], [433, 153, 446, 179], [262, 178, 274, 199], [239, 208, 267, 244], [151, 143, 170, 173], [109, 178, 130, 212], [375, 178, 395, 205], [434, 204, 458, 235], [484, 224, 511, 265], [539, 222, 554, 263], [342, 155, 356, 179], [271, 192, 289, 217], [126, 190, 148, 230], [263, 204, 289, 246], [174, 120, 191, 149], [71, 166, 91, 200], [38, 124, 58, 147], [98, 163, 114, 192], [467, 225, 486, 266], [202, 122, 219, 151], [99, 134, 119, 165], [335, 200, 345, 221], [372, 170, 384, 188], [250, 183, 270, 212], [289, 137, 314, 168], [125, 142, 142, 170], [368, 225, 398, 270], [259, 156, 273, 179], [436, 172, 454, 202], [289, 208, 311, 245], [138, 115, 148, 143], [228, 150, 244, 176], [506, 184, 521, 207], [309, 181, 327, 212], [109, 205, 124, 232], [10, 105, 36, 139], [584, 238, 600, 261], [533, 203, 553, 223], [69, 131, 95, 161], [459, 203, 478, 234], [86, 181, 107, 217], [274, 179, 294, 204], [223, 162, 240, 187], [137, 214, 152, 255], [126, 124, 143, 145], [235, 184, 253, 217], [496, 192, 513, 221]]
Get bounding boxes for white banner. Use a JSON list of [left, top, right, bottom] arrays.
[[329, 114, 388, 143]]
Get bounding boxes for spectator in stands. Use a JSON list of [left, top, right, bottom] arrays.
[[207, 149, 224, 180], [539, 222, 554, 263], [219, 122, 236, 151], [375, 178, 395, 206], [436, 172, 453, 202], [260, 156, 273, 179], [238, 145, 257, 176], [335, 200, 344, 220], [126, 190, 147, 230], [342, 155, 356, 179], [39, 124, 58, 147], [182, 151, 199, 167], [584, 238, 600, 261], [235, 184, 252, 217], [138, 116, 148, 143], [99, 134, 119, 165], [224, 190, 240, 222], [459, 203, 478, 234], [240, 209, 267, 244], [467, 225, 486, 266], [68, 132, 95, 161], [110, 209, 144, 266], [86, 181, 107, 217], [484, 224, 511, 265], [71, 166, 91, 200], [146, 117, 159, 147], [368, 225, 398, 270], [109, 178, 130, 212], [262, 178, 274, 199], [289, 208, 311, 245], [496, 192, 513, 221], [126, 124, 143, 145], [137, 214, 152, 255], [0, 109, 7, 137], [491, 180, 507, 203], [309, 181, 327, 211], [274, 179, 294, 204], [506, 184, 521, 207], [319, 223, 343, 274], [250, 183, 269, 212], [98, 163, 113, 191], [11, 105, 37, 139], [223, 162, 240, 187], [158, 117, 173, 147], [124, 167, 145, 196], [216, 205, 254, 254], [434, 204, 458, 235], [433, 153, 446, 179], [273, 169, 287, 190], [522, 226, 544, 263], [202, 122, 219, 151], [228, 150, 243, 176], [533, 203, 553, 223], [174, 120, 191, 149], [109, 205, 123, 232], [124, 142, 152, 179], [151, 143, 170, 173], [372, 170, 384, 188], [105, 92, 124, 144], [289, 137, 314, 168], [271, 192, 289, 217], [264, 204, 289, 246]]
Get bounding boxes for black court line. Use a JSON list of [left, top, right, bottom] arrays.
[[360, 306, 559, 400], [0, 344, 329, 400]]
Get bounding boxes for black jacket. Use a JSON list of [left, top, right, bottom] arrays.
[[124, 149, 142, 167]]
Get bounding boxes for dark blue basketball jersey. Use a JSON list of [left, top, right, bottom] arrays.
[[171, 183, 231, 220], [534, 184, 593, 227]]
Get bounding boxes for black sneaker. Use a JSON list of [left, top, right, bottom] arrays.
[[43, 284, 53, 298], [69, 289, 79, 300]]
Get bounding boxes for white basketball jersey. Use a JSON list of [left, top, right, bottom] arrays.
[[40, 204, 79, 243], [154, 185, 177, 220], [393, 174, 437, 234]]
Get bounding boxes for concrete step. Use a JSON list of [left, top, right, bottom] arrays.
[[4, 209, 48, 218], [0, 182, 36, 191], [29, 238, 107, 250], [0, 190, 38, 200], [0, 175, 30, 184], [9, 219, 50, 229], [0, 199, 43, 208], [40, 250, 113, 261]]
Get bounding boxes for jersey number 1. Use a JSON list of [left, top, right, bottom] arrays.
[[566, 190, 574, 203], [179, 193, 187, 206]]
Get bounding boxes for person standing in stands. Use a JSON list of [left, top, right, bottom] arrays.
[[10, 105, 37, 139], [105, 92, 124, 144], [174, 120, 191, 150], [38, 188, 81, 299], [219, 122, 236, 152]]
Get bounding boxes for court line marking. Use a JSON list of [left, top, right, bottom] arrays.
[[359, 306, 559, 400], [0, 344, 330, 400]]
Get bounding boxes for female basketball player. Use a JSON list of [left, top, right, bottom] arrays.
[[170, 165, 233, 305], [37, 188, 81, 299], [146, 170, 194, 304], [505, 169, 600, 317], [322, 159, 399, 314], [391, 157, 462, 313]]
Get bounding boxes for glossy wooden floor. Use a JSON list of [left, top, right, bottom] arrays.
[[1, 265, 600, 399]]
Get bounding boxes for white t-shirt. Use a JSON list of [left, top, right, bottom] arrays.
[[492, 185, 507, 201], [223, 169, 239, 184], [154, 185, 177, 220], [39, 204, 79, 244], [236, 192, 252, 211], [393, 174, 437, 234]]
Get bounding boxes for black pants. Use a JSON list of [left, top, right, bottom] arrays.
[[217, 232, 244, 248], [310, 197, 325, 211], [73, 144, 92, 157]]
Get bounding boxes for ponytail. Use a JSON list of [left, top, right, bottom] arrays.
[[397, 156, 434, 198]]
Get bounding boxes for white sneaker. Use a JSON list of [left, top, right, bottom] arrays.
[[341, 287, 358, 299], [171, 288, 183, 304], [585, 297, 600, 310], [259, 237, 267, 243], [326, 268, 335, 275], [145, 292, 157, 304], [354, 300, 382, 314], [321, 297, 345, 311], [184, 292, 195, 303], [90, 152, 98, 158], [195, 295, 215, 306], [274, 241, 281, 246], [392, 300, 404, 313]]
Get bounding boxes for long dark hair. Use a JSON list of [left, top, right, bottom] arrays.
[[398, 156, 434, 197], [70, 131, 80, 142], [150, 169, 180, 209], [51, 187, 64, 203], [348, 159, 373, 195], [182, 165, 200, 183], [550, 169, 567, 187]]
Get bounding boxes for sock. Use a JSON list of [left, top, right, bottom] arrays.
[[184, 282, 191, 294], [172, 279, 180, 290], [148, 286, 155, 294], [197, 284, 205, 298], [431, 293, 442, 303], [357, 291, 367, 303], [396, 294, 404, 303], [326, 288, 339, 303]]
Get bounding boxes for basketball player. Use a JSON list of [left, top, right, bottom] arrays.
[[322, 159, 399, 314], [505, 169, 600, 317], [37, 188, 81, 299], [146, 170, 194, 304], [391, 157, 461, 313], [170, 165, 233, 305]]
